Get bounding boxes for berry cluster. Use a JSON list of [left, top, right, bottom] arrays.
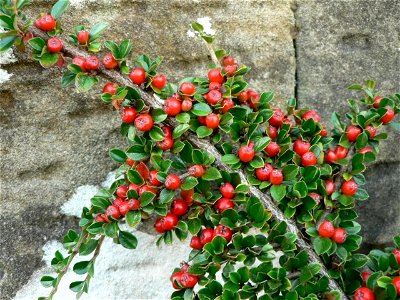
[[318, 220, 347, 244]]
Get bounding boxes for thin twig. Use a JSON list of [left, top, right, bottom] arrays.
[[204, 41, 221, 68]]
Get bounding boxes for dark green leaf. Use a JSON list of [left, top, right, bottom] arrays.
[[270, 185, 286, 202], [118, 231, 138, 249], [109, 148, 127, 163], [126, 210, 141, 227], [313, 237, 332, 255], [192, 103, 212, 116], [51, 0, 70, 19]]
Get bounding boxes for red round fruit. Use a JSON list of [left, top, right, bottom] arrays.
[[161, 125, 173, 138], [265, 142, 280, 157], [181, 189, 194, 206], [238, 144, 255, 162], [127, 199, 140, 210], [361, 272, 371, 285], [325, 150, 338, 164], [165, 174, 181, 190], [180, 82, 196, 95], [197, 116, 206, 125], [171, 271, 183, 289], [37, 15, 56, 31], [84, 56, 100, 71], [103, 82, 118, 95], [190, 236, 203, 250], [247, 90, 260, 109], [208, 68, 224, 84], [152, 74, 167, 90], [318, 220, 335, 238], [164, 97, 182, 116], [116, 185, 128, 198], [77, 30, 89, 45], [204, 90, 222, 105], [354, 287, 375, 300], [155, 218, 166, 233], [205, 113, 220, 129], [113, 197, 125, 208], [106, 205, 121, 219], [72, 56, 86, 71], [347, 125, 362, 142], [214, 224, 233, 242], [335, 145, 348, 159], [255, 163, 273, 181], [121, 107, 138, 124], [393, 277, 400, 296], [373, 95, 382, 108], [302, 110, 321, 123], [209, 81, 221, 90], [126, 158, 135, 166], [47, 37, 63, 53], [341, 180, 358, 196], [269, 109, 285, 127], [171, 199, 189, 216], [180, 273, 198, 288], [301, 151, 317, 167], [220, 183, 235, 199], [237, 91, 248, 102], [320, 128, 328, 136], [332, 228, 347, 244], [103, 53, 118, 69], [393, 249, 400, 264], [129, 67, 147, 85], [149, 170, 163, 186], [221, 98, 234, 113], [365, 125, 376, 138], [95, 214, 106, 222], [181, 98, 193, 112], [222, 55, 235, 66], [270, 169, 283, 185], [163, 213, 179, 230], [381, 107, 395, 124], [128, 183, 141, 193], [224, 64, 236, 76], [308, 192, 321, 204], [134, 113, 154, 131], [293, 140, 311, 156], [214, 198, 235, 213], [188, 165, 205, 178], [138, 185, 158, 196], [359, 147, 373, 154], [118, 201, 130, 216], [266, 126, 278, 140], [157, 138, 174, 150], [200, 228, 215, 245], [325, 179, 335, 195]]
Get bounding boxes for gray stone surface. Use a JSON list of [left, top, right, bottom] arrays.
[[295, 0, 400, 246]]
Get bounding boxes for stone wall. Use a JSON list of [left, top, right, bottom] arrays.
[[0, 0, 399, 299]]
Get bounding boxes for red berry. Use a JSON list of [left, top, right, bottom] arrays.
[[197, 116, 206, 125], [113, 197, 125, 207], [180, 273, 198, 288], [266, 126, 278, 140], [393, 276, 400, 296], [373, 95, 382, 108], [209, 81, 221, 90], [103, 53, 118, 69], [127, 199, 140, 210], [171, 271, 183, 289], [381, 107, 395, 124], [155, 218, 166, 233], [157, 138, 174, 150], [302, 110, 321, 123], [181, 98, 193, 112], [138, 185, 158, 196], [181, 189, 194, 206], [320, 128, 328, 136], [37, 15, 56, 31], [152, 74, 167, 90], [301, 151, 317, 167], [161, 125, 173, 138], [224, 64, 237, 77], [214, 224, 233, 242], [265, 142, 280, 157], [134, 113, 154, 131], [214, 198, 235, 213], [171, 199, 189, 216], [255, 163, 273, 181], [318, 220, 335, 238], [190, 236, 203, 250], [128, 183, 141, 193], [309, 192, 321, 204], [208, 69, 224, 84], [129, 67, 146, 85], [222, 55, 235, 66], [347, 125, 362, 142], [220, 183, 235, 199], [393, 249, 400, 264], [359, 147, 374, 154], [325, 150, 338, 164], [188, 165, 205, 177], [205, 113, 220, 129], [163, 213, 179, 230], [270, 169, 283, 185], [165, 174, 181, 190], [116, 185, 128, 198], [293, 140, 311, 156], [365, 125, 376, 138], [221, 98, 234, 113], [121, 107, 138, 124], [335, 145, 348, 159], [341, 180, 358, 196], [149, 170, 163, 186], [47, 37, 63, 53], [164, 97, 182, 116], [247, 90, 260, 109], [72, 56, 86, 71], [325, 179, 335, 195], [103, 82, 118, 95], [95, 214, 106, 223], [269, 109, 285, 127], [238, 144, 255, 162], [136, 162, 149, 181], [180, 82, 196, 95], [118, 201, 130, 216], [106, 205, 121, 219], [237, 91, 248, 102], [204, 90, 222, 105], [84, 56, 100, 71], [200, 228, 215, 245], [354, 287, 375, 300], [332, 228, 347, 244], [361, 272, 371, 285], [77, 30, 89, 45]]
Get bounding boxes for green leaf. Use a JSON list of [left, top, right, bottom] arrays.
[[313, 236, 332, 255], [202, 167, 222, 181], [79, 239, 98, 256], [196, 126, 213, 138], [270, 185, 286, 202], [28, 37, 45, 51], [75, 73, 99, 92], [151, 108, 168, 123], [0, 15, 14, 30], [181, 176, 198, 190], [127, 169, 145, 185], [149, 126, 165, 141], [40, 275, 55, 288], [191, 22, 204, 32], [51, 0, 70, 19], [159, 188, 175, 204], [355, 132, 368, 150], [118, 231, 138, 249], [89, 22, 109, 41], [293, 181, 308, 198], [0, 35, 17, 52], [176, 113, 191, 123], [192, 103, 212, 116], [348, 83, 362, 90], [221, 154, 240, 165], [139, 191, 155, 206], [173, 124, 190, 139], [39, 53, 59, 68], [91, 196, 110, 209], [117, 39, 133, 59], [73, 260, 90, 275], [109, 148, 127, 163], [282, 165, 299, 180], [254, 137, 270, 152], [61, 71, 76, 87], [126, 210, 141, 227], [69, 281, 84, 292]]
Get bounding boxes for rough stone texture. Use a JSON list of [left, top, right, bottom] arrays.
[[295, 0, 400, 246]]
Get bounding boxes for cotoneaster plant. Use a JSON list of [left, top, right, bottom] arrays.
[[1, 1, 400, 300]]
